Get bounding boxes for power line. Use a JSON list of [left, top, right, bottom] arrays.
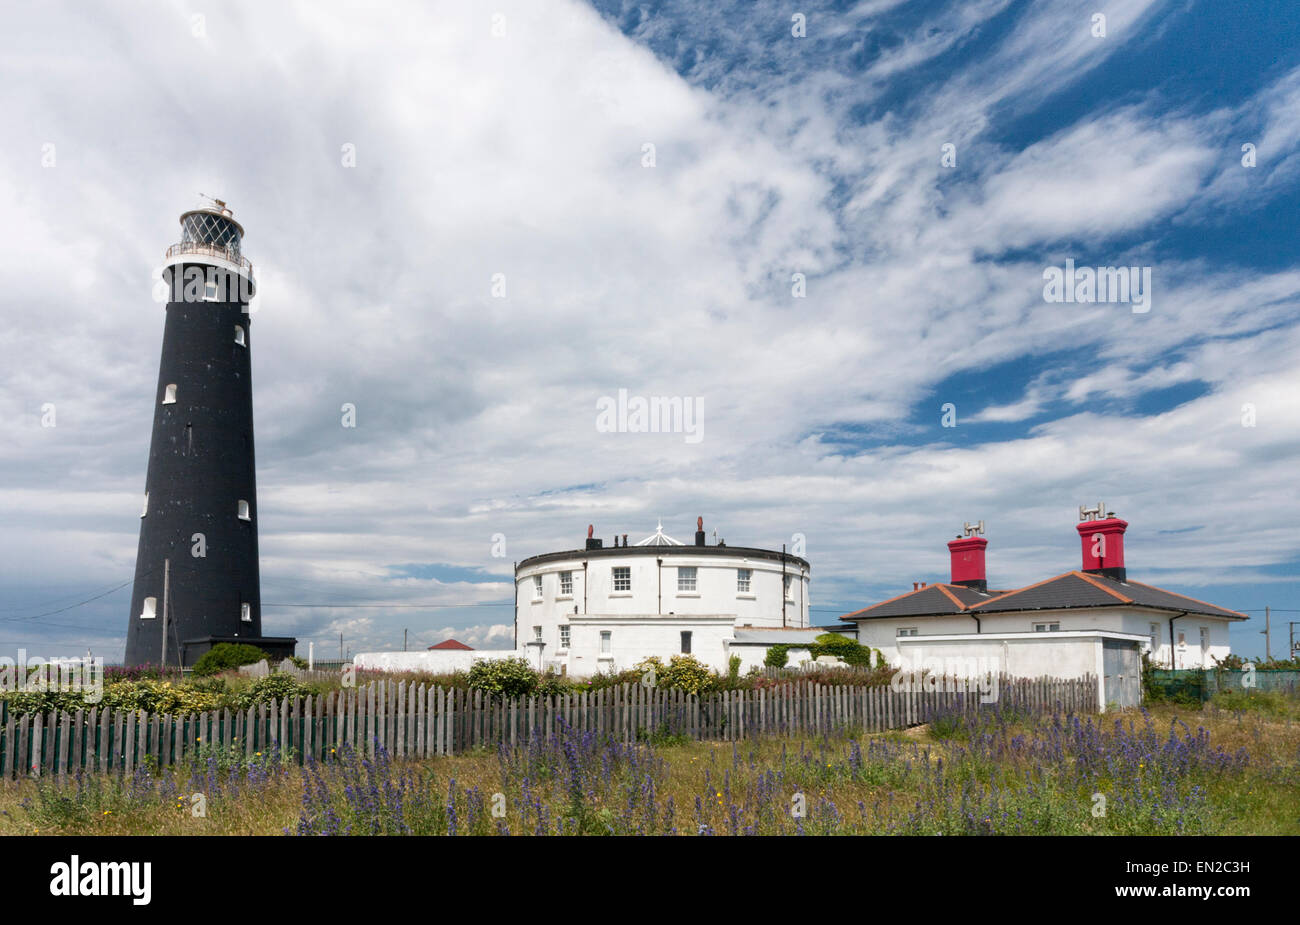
[[0, 576, 138, 624], [262, 600, 512, 609], [0, 577, 138, 615]]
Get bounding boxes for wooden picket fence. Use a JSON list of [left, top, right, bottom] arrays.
[[0, 674, 1096, 780]]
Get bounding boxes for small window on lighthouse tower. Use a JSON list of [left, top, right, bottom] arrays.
[[237, 499, 251, 521], [140, 492, 149, 517], [140, 597, 157, 620], [163, 384, 177, 404], [234, 325, 246, 346], [203, 280, 220, 301], [241, 603, 252, 622]]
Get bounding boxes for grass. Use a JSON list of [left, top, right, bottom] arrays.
[[1, 702, 1296, 836]]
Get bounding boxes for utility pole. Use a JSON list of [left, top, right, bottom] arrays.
[[404, 628, 408, 652], [160, 558, 171, 671], [1262, 605, 1271, 662], [339, 632, 343, 660]]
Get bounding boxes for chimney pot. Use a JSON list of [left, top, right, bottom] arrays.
[[947, 530, 989, 592], [1076, 512, 1128, 581]]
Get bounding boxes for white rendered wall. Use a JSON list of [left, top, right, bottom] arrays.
[[852, 607, 1235, 670], [562, 615, 737, 675], [353, 649, 522, 674]]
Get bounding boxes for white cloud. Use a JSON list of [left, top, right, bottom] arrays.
[[1, 0, 1297, 660]]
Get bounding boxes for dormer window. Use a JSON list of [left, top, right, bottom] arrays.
[[163, 383, 177, 404], [237, 499, 250, 521], [234, 324, 246, 346]]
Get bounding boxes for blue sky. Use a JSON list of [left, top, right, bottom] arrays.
[[1, 0, 1297, 661]]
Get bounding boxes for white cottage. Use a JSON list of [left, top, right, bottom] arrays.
[[840, 511, 1247, 708]]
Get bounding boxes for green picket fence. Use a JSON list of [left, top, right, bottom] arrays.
[[1, 674, 1099, 779]]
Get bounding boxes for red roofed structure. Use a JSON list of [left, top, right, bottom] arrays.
[[428, 638, 473, 651]]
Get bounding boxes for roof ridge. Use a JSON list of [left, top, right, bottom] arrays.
[[969, 571, 1076, 610], [838, 583, 935, 620], [935, 584, 969, 609], [1071, 570, 1133, 603]]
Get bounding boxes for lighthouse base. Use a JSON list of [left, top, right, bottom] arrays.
[[180, 635, 299, 668]]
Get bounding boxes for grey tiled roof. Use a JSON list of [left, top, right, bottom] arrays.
[[842, 584, 997, 620], [969, 573, 1121, 612], [1091, 575, 1244, 619], [842, 572, 1246, 622]]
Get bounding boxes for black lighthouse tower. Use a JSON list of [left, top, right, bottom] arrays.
[[124, 202, 296, 668]]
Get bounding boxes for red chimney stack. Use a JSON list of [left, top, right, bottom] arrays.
[[947, 521, 988, 592], [1076, 504, 1127, 582]]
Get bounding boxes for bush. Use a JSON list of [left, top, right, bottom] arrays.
[[809, 633, 873, 667], [637, 655, 713, 695], [764, 645, 790, 668], [466, 657, 538, 698], [186, 676, 229, 697], [535, 672, 574, 698], [101, 679, 225, 715], [193, 643, 271, 677], [0, 689, 86, 716], [235, 674, 315, 710]]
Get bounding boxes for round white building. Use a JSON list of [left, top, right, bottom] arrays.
[[514, 518, 811, 675]]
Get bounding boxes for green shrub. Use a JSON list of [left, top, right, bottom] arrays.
[[186, 676, 229, 697], [0, 689, 87, 716], [728, 654, 741, 681], [535, 672, 574, 698], [192, 643, 271, 677], [101, 679, 226, 715], [467, 657, 538, 698], [809, 633, 872, 666], [235, 673, 315, 710], [764, 645, 790, 668], [637, 655, 713, 695]]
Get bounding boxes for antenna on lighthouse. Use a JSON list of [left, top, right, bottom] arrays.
[[197, 192, 234, 217]]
